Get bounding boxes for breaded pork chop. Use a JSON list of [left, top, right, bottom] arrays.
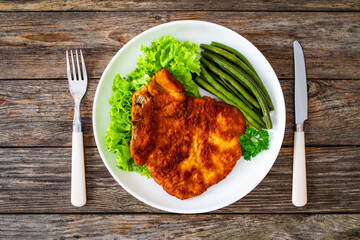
[[131, 69, 246, 199]]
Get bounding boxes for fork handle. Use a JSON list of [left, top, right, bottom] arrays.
[[71, 131, 87, 207]]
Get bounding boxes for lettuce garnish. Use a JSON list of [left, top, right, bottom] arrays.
[[105, 36, 201, 178]]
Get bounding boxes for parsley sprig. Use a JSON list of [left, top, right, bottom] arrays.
[[239, 128, 270, 161]]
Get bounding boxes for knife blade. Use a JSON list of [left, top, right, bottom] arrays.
[[294, 41, 308, 125], [292, 40, 308, 207]]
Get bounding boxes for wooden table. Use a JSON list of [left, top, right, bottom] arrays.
[[1, 1, 359, 239]]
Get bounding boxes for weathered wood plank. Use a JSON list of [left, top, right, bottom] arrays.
[[0, 0, 359, 11], [0, 12, 359, 80], [0, 214, 359, 239], [0, 79, 359, 147], [0, 147, 359, 213]]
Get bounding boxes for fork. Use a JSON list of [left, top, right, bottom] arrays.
[[66, 49, 88, 207]]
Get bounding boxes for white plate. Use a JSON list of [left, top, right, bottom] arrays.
[[93, 20, 286, 213]]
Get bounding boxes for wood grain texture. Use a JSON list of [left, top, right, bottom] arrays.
[[0, 214, 359, 239], [0, 79, 359, 147], [0, 0, 359, 11], [0, 12, 359, 80], [1, 0, 359, 237], [0, 147, 359, 213]]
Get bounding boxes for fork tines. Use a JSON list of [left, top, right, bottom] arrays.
[[66, 49, 87, 82]]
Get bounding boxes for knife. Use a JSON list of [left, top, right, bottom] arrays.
[[292, 40, 308, 207]]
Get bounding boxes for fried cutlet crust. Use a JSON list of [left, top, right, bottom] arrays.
[[131, 69, 246, 200]]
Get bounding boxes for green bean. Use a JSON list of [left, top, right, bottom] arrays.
[[215, 60, 255, 95], [215, 61, 272, 113], [210, 41, 257, 74], [202, 51, 272, 129], [200, 66, 266, 127], [246, 121, 255, 129], [201, 44, 257, 78], [208, 42, 275, 111], [210, 66, 254, 110], [200, 57, 260, 109], [235, 64, 274, 111], [202, 50, 274, 112], [215, 73, 264, 118], [194, 76, 264, 129], [208, 71, 231, 92], [239, 110, 264, 130], [204, 54, 265, 116], [202, 44, 271, 98]]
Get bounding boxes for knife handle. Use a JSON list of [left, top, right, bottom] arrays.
[[71, 131, 87, 207], [292, 130, 307, 207]]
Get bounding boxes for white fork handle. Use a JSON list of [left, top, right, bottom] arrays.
[[292, 131, 307, 207], [71, 131, 87, 207]]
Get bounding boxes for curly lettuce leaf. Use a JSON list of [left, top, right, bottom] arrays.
[[138, 36, 201, 97], [105, 73, 151, 177]]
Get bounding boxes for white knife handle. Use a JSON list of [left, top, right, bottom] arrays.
[[71, 131, 87, 207], [292, 130, 307, 207]]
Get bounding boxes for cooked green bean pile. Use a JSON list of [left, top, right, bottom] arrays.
[[194, 42, 274, 129]]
